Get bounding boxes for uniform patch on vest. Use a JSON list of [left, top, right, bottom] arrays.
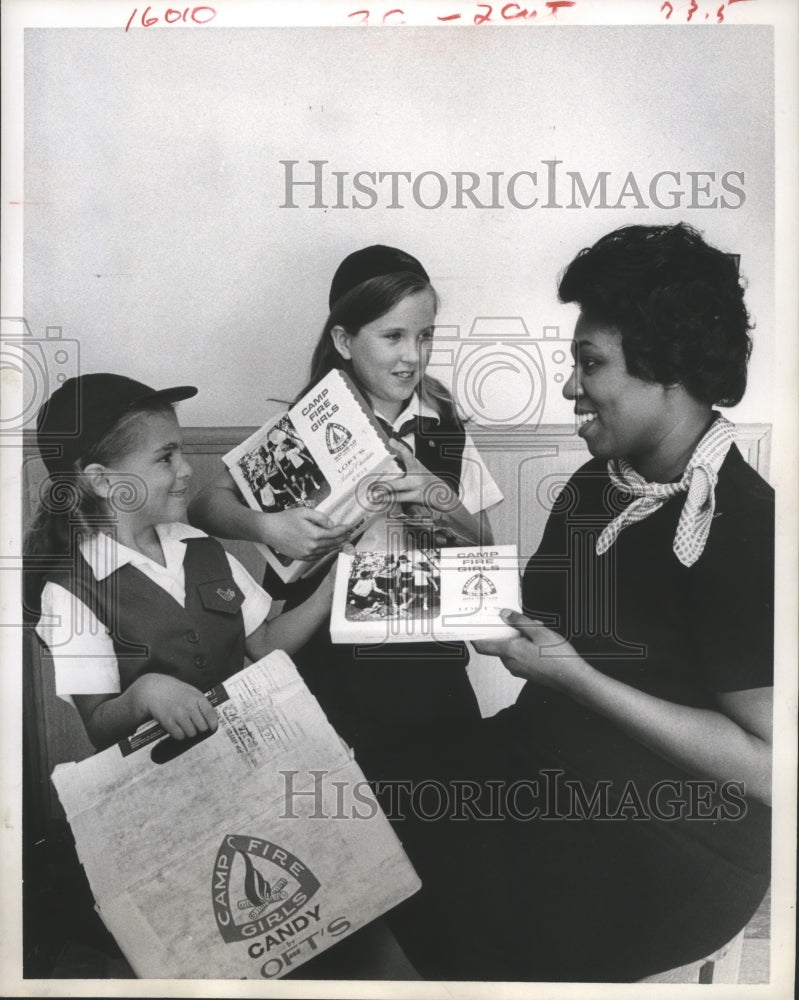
[[198, 579, 244, 614], [212, 835, 321, 943]]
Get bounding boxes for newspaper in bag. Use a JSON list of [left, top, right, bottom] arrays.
[[51, 652, 421, 979]]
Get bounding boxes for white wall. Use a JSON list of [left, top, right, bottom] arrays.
[[23, 25, 774, 428]]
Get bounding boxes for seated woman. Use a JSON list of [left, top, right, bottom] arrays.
[[364, 223, 773, 983]]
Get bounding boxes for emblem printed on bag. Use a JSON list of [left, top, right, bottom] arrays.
[[462, 572, 497, 597], [216, 587, 236, 602], [325, 422, 353, 455], [212, 835, 321, 943]]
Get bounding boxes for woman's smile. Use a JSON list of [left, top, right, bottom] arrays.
[[563, 314, 675, 468], [576, 409, 598, 437]]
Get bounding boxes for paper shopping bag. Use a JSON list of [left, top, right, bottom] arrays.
[[52, 651, 421, 979]]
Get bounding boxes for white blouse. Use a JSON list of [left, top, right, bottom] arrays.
[[36, 522, 272, 705]]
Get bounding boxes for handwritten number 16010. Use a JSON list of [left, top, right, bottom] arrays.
[[125, 6, 217, 30]]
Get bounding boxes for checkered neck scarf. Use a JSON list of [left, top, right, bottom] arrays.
[[596, 415, 736, 567]]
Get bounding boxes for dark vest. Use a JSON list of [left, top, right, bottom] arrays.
[[50, 537, 246, 693], [268, 409, 478, 748], [411, 411, 467, 495]]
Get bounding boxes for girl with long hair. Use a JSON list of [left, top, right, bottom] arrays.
[[189, 245, 503, 748]]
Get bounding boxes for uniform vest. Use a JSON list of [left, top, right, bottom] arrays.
[[50, 536, 246, 694], [269, 408, 478, 748], [411, 411, 467, 495]]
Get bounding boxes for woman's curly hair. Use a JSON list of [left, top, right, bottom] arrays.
[[557, 223, 753, 406]]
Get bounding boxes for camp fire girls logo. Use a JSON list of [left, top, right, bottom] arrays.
[[462, 572, 497, 598], [212, 835, 321, 943], [325, 422, 352, 456]]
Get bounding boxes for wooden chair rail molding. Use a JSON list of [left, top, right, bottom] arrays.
[[20, 423, 772, 827], [21, 421, 772, 579]]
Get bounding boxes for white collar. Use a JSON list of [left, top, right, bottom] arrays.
[[80, 522, 208, 581], [374, 393, 441, 434]]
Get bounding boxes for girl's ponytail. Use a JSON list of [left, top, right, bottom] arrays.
[[22, 470, 104, 625]]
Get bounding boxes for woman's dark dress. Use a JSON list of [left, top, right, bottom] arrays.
[[363, 445, 773, 981]]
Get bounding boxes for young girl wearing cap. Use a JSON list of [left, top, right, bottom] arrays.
[[189, 245, 503, 750], [26, 373, 335, 751]]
